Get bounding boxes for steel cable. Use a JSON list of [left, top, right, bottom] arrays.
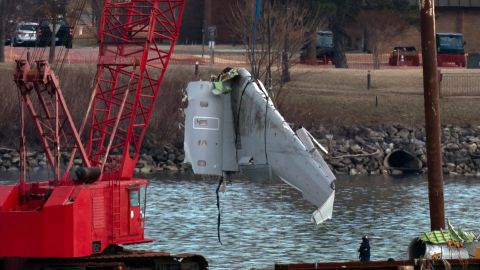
[[216, 176, 224, 245]]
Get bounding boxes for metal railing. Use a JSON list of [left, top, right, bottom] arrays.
[[440, 71, 480, 97]]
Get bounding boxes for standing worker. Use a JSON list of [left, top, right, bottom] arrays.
[[358, 235, 371, 262]]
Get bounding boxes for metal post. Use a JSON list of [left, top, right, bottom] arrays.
[[210, 42, 214, 65], [194, 61, 199, 77], [367, 70, 371, 89], [419, 0, 445, 231]]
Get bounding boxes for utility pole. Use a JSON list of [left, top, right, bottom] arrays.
[[419, 0, 445, 231]]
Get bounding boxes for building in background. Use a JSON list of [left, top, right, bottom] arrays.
[[179, 0, 480, 53], [434, 0, 480, 52], [179, 0, 235, 45], [179, 0, 204, 44]]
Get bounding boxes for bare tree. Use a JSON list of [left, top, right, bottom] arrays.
[[227, 0, 319, 103], [305, 0, 361, 68], [358, 9, 411, 69], [0, 0, 76, 63], [0, 0, 18, 63], [90, 0, 105, 37], [0, 0, 6, 63], [34, 0, 68, 63]]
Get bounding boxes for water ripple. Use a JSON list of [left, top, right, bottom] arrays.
[[134, 173, 480, 270], [1, 172, 479, 270]]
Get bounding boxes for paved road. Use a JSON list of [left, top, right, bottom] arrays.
[[4, 46, 467, 70], [4, 46, 249, 66]]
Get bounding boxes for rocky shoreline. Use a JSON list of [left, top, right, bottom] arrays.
[[312, 124, 480, 177], [1, 124, 480, 177], [0, 144, 187, 174]]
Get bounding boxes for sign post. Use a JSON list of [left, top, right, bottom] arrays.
[[208, 26, 216, 66]]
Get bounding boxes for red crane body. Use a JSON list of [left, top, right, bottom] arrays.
[[0, 0, 188, 262]]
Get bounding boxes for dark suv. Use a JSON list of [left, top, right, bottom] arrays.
[[36, 19, 73, 48]]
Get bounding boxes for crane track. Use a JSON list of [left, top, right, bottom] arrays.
[[2, 248, 208, 270]]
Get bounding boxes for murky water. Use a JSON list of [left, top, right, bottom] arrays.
[[1, 172, 479, 270]]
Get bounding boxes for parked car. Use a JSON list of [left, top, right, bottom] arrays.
[[301, 30, 335, 65], [436, 32, 466, 67], [388, 46, 420, 66], [3, 20, 15, 46], [36, 19, 73, 48], [4, 37, 12, 46], [11, 22, 39, 47]]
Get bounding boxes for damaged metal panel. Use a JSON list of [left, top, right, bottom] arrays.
[[220, 93, 238, 173], [229, 69, 336, 224], [184, 81, 237, 176], [230, 70, 269, 168], [184, 68, 336, 224], [184, 81, 223, 176]]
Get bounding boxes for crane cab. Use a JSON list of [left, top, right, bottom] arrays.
[[0, 179, 150, 258]]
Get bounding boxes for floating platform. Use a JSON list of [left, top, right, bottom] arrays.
[[275, 259, 480, 270], [0, 248, 208, 270]]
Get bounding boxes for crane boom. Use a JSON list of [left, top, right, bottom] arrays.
[[87, 0, 185, 179], [13, 60, 91, 181], [0, 0, 194, 264]]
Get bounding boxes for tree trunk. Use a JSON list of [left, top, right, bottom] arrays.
[[303, 31, 317, 63], [91, 0, 104, 38], [362, 27, 369, 53], [282, 50, 290, 83], [331, 25, 348, 68], [372, 48, 381, 69], [49, 20, 56, 64], [281, 0, 291, 83], [281, 25, 290, 82], [0, 0, 6, 63], [266, 0, 272, 92]]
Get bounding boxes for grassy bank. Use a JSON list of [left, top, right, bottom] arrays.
[[280, 68, 480, 128], [1, 63, 479, 149], [0, 63, 216, 148]]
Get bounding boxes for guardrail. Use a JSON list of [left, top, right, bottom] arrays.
[[440, 71, 480, 97]]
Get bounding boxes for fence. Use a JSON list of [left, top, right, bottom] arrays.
[[440, 71, 480, 97], [7, 46, 480, 79]]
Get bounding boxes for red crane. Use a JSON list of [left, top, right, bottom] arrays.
[[0, 1, 207, 269]]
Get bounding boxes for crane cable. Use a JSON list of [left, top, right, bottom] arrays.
[[216, 176, 224, 245]]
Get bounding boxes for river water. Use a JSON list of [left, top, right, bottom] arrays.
[[1, 172, 479, 270]]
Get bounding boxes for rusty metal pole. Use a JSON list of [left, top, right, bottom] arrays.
[[419, 0, 445, 231]]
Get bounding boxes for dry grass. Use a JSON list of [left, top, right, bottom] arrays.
[[0, 64, 22, 146], [0, 63, 220, 149], [279, 67, 480, 128], [1, 63, 479, 149]]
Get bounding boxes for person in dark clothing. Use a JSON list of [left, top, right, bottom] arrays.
[[358, 235, 371, 262]]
